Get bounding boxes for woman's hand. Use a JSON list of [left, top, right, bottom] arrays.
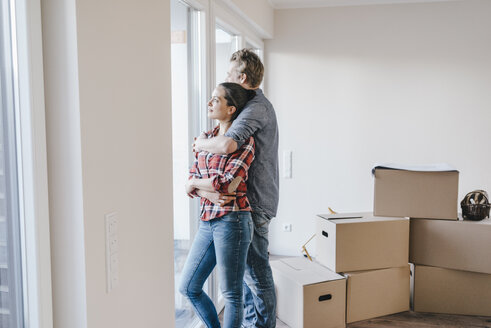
[[198, 190, 236, 207]]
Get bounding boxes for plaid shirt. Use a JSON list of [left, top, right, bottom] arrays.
[[189, 126, 255, 221]]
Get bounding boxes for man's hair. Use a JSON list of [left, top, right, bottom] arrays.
[[230, 49, 264, 88]]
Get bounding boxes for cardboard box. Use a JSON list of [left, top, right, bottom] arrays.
[[345, 265, 410, 323], [271, 257, 346, 328], [316, 212, 409, 272], [373, 164, 459, 219], [410, 217, 491, 274], [413, 265, 491, 316]]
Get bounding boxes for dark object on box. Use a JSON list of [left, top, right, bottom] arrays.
[[461, 190, 491, 221]]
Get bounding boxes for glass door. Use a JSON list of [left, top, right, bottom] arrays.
[[209, 24, 240, 311], [171, 1, 208, 327], [0, 0, 26, 326]]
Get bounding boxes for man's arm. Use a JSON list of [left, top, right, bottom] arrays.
[[195, 103, 267, 155], [225, 103, 267, 150], [193, 135, 237, 155]]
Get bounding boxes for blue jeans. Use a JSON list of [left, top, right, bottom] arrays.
[[179, 212, 253, 328], [242, 210, 276, 328]]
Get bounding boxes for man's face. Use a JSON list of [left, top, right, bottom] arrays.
[[225, 61, 243, 84]]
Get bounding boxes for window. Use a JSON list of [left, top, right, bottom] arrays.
[[171, 1, 265, 326], [1, 0, 26, 327], [215, 25, 239, 84], [245, 41, 260, 55], [0, 88, 24, 327]]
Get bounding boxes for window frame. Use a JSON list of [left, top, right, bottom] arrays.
[[9, 0, 53, 327]]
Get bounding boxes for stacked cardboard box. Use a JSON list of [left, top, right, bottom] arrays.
[[272, 163, 490, 327], [372, 164, 491, 317], [315, 212, 410, 324], [373, 164, 459, 220], [410, 217, 491, 316]]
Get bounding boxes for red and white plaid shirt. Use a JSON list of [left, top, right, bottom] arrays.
[[189, 126, 255, 221]]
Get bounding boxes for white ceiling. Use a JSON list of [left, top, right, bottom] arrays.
[[268, 0, 460, 9]]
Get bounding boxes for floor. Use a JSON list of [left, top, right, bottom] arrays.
[[174, 240, 196, 328], [208, 253, 491, 328], [219, 311, 491, 327], [347, 311, 491, 328]]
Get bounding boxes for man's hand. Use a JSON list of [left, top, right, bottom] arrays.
[[198, 190, 236, 207], [192, 132, 207, 153], [193, 134, 237, 155], [185, 178, 196, 195]]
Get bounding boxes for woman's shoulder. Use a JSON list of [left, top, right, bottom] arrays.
[[199, 126, 219, 139], [245, 136, 254, 145], [239, 136, 255, 151], [208, 126, 220, 138]]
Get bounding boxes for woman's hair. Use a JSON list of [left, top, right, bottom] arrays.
[[219, 82, 256, 121]]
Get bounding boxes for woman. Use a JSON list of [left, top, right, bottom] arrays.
[[179, 82, 257, 328]]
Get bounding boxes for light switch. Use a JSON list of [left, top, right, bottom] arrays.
[[283, 151, 292, 179], [105, 212, 119, 292]]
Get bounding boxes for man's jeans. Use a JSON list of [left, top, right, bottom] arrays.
[[179, 212, 253, 328], [242, 210, 276, 328]]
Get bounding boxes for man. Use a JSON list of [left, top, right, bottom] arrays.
[[194, 49, 279, 328]]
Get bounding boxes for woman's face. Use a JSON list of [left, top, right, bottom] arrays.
[[207, 86, 234, 121]]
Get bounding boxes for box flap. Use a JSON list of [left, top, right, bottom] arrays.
[[317, 212, 408, 224], [271, 257, 344, 286], [372, 163, 459, 175], [318, 212, 367, 221]]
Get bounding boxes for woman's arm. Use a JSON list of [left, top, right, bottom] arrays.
[[188, 177, 215, 193], [189, 176, 242, 193], [186, 157, 201, 197], [195, 189, 236, 207], [211, 137, 255, 193], [187, 138, 254, 194]]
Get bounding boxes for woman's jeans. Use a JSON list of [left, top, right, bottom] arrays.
[[179, 212, 253, 328]]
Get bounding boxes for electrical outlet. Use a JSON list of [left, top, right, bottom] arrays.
[[282, 223, 292, 232], [110, 253, 119, 272], [109, 236, 119, 254]]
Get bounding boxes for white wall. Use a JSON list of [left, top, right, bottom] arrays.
[[265, 0, 491, 256], [42, 0, 175, 327], [228, 0, 274, 38]]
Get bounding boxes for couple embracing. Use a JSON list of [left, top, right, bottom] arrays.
[[179, 49, 279, 328]]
